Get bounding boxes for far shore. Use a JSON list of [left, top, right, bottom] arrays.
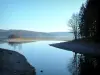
[[0, 38, 73, 42]]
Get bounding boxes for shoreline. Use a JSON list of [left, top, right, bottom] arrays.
[[0, 48, 36, 75], [0, 38, 73, 42], [50, 40, 100, 56]]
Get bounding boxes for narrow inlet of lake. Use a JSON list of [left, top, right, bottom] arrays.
[[0, 41, 74, 75]]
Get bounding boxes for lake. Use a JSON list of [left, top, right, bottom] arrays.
[[0, 41, 74, 75]]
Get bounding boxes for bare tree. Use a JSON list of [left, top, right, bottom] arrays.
[[68, 13, 79, 40]]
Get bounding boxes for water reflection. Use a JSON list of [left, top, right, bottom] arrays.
[[68, 53, 100, 75], [8, 42, 22, 50]]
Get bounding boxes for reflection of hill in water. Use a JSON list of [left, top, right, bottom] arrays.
[[8, 42, 22, 50], [8, 42, 21, 46], [68, 53, 100, 75]]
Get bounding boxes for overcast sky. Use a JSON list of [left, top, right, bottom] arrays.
[[0, 0, 86, 32]]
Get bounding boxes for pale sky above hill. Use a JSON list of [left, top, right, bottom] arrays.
[[0, 0, 86, 32]]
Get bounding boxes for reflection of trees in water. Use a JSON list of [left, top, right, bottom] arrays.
[[68, 53, 100, 75], [8, 42, 22, 50], [68, 53, 80, 75]]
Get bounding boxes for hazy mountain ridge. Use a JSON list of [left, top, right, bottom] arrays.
[[0, 29, 49, 38], [0, 29, 73, 39], [48, 32, 73, 36]]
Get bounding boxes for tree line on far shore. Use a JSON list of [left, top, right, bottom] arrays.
[[68, 0, 99, 42]]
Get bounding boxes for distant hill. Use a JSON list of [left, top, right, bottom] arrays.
[[0, 29, 74, 40], [0, 29, 49, 38], [48, 32, 74, 40], [48, 32, 73, 36]]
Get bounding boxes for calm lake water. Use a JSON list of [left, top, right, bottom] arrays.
[[0, 41, 74, 75]]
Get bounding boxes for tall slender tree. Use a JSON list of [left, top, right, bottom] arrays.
[[79, 4, 86, 38], [68, 13, 79, 40]]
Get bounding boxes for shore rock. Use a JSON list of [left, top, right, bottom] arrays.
[[0, 48, 36, 75]]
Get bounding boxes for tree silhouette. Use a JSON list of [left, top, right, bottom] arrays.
[[79, 0, 99, 42], [79, 4, 86, 38], [8, 34, 20, 39]]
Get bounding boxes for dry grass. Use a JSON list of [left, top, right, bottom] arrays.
[[4, 37, 73, 42]]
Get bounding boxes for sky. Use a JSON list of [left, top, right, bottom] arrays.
[[0, 0, 86, 32]]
